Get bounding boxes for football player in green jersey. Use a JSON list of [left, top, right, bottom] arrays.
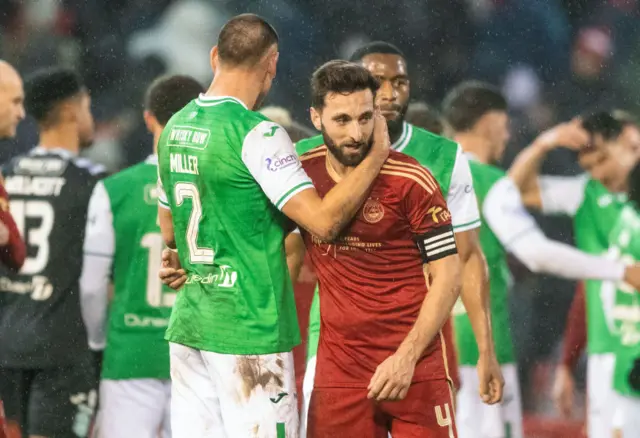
[[606, 160, 640, 437], [442, 82, 640, 438], [156, 14, 389, 438], [510, 111, 640, 437], [81, 75, 203, 438]]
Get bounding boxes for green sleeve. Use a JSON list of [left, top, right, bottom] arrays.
[[306, 285, 320, 360]]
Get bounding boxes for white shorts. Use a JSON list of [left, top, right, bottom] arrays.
[[169, 342, 299, 438], [456, 363, 523, 438], [94, 378, 171, 438], [587, 353, 616, 438], [300, 355, 317, 438], [612, 392, 640, 436]]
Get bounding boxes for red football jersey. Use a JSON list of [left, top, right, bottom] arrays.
[[300, 147, 457, 388], [0, 180, 25, 272]]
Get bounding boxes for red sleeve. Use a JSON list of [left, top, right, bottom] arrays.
[[0, 183, 26, 272], [404, 166, 452, 234], [560, 282, 587, 370], [403, 167, 456, 262]]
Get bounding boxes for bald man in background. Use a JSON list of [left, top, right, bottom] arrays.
[[0, 61, 27, 271], [0, 59, 28, 438]]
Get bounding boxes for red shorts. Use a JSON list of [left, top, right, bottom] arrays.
[[307, 379, 457, 438]]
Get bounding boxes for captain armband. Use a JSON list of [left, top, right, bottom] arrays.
[[414, 224, 458, 263]]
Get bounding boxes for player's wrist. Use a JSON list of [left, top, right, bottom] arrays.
[[395, 343, 420, 365], [531, 135, 558, 154]]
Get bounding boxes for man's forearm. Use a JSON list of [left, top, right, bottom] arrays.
[[560, 282, 586, 370], [316, 155, 385, 239], [461, 248, 494, 355], [285, 232, 306, 284], [158, 206, 176, 248], [79, 254, 112, 350], [508, 139, 551, 204], [397, 258, 461, 362]]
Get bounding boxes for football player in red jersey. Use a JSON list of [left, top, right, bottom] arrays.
[[300, 60, 460, 438], [160, 60, 462, 437]]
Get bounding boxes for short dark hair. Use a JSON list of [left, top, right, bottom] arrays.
[[24, 67, 85, 126], [217, 14, 278, 67], [145, 75, 204, 125], [581, 111, 631, 141], [349, 41, 405, 63], [311, 60, 380, 109], [406, 102, 445, 135], [442, 81, 507, 132]]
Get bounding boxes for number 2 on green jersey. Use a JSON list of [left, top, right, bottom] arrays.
[[174, 182, 214, 264]]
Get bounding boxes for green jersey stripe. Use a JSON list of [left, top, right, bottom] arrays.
[[275, 181, 314, 210], [453, 219, 481, 231]]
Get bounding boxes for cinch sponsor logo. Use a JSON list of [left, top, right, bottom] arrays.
[[265, 154, 297, 172]]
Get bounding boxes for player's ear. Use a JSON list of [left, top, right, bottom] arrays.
[[210, 46, 219, 74], [310, 107, 322, 131], [267, 50, 279, 77], [143, 110, 159, 135], [58, 99, 77, 125]]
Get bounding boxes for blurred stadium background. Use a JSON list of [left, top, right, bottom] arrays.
[[1, 1, 639, 436]]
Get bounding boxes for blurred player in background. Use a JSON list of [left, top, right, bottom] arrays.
[[156, 14, 388, 437], [510, 111, 640, 437], [405, 101, 450, 137], [0, 67, 103, 438], [442, 82, 640, 438], [80, 75, 203, 438], [0, 59, 27, 438], [443, 81, 522, 438], [0, 61, 26, 273], [293, 42, 502, 432], [260, 105, 315, 143], [300, 60, 460, 438], [604, 157, 640, 437]]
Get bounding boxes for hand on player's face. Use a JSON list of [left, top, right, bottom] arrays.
[[477, 352, 504, 405], [316, 89, 380, 166], [369, 108, 390, 162], [580, 128, 640, 192], [537, 119, 590, 152], [159, 248, 187, 290], [367, 351, 415, 402], [623, 264, 640, 291]]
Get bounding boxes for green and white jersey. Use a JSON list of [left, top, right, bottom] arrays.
[[605, 205, 640, 397], [157, 95, 313, 355], [83, 155, 174, 380], [539, 174, 627, 354], [453, 158, 514, 365], [298, 122, 481, 360]]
